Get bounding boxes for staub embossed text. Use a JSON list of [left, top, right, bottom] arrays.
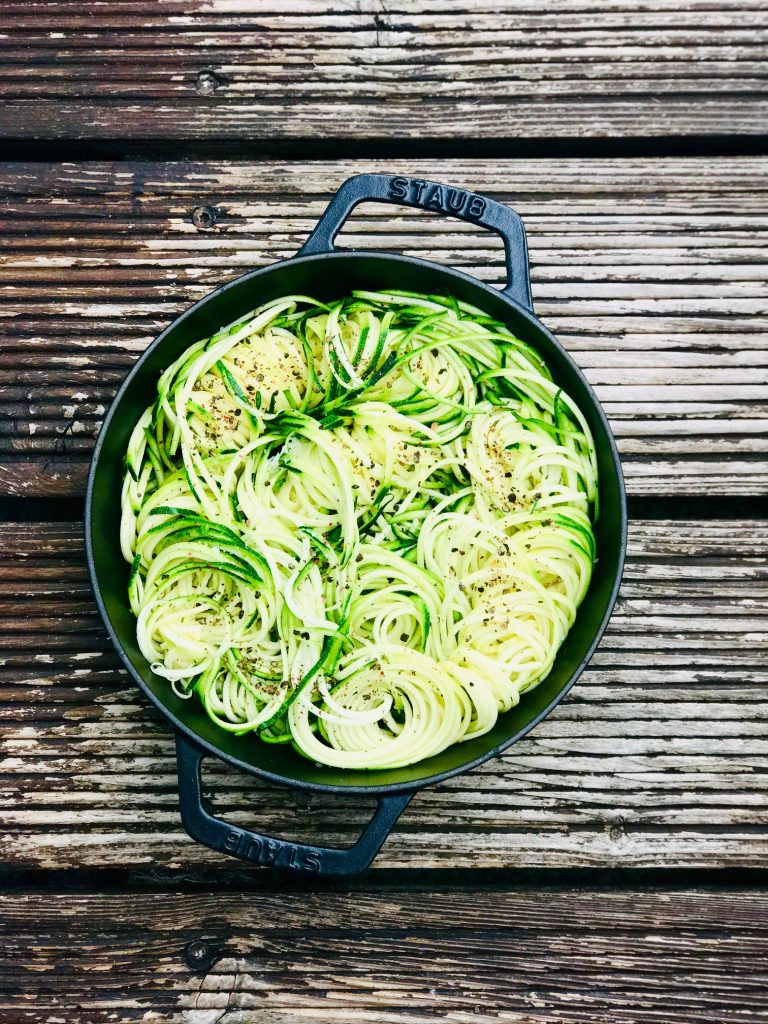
[[224, 828, 322, 871], [388, 176, 487, 221]]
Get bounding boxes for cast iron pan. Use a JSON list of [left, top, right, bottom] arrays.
[[86, 173, 627, 875]]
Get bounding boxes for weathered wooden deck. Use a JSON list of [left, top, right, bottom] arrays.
[[1, 3, 767, 1022]]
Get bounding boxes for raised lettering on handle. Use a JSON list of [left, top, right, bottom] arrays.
[[388, 176, 487, 222], [224, 827, 322, 872]]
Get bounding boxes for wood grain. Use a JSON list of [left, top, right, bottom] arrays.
[[1, 1, 767, 140], [1, 517, 766, 871], [2, 886, 767, 1023], [1, 158, 766, 498], [2, 2, 765, 1012]]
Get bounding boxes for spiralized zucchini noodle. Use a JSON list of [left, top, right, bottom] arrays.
[[121, 290, 597, 769]]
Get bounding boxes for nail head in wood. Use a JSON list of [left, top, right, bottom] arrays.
[[191, 205, 217, 229], [195, 70, 220, 95], [183, 939, 213, 972]]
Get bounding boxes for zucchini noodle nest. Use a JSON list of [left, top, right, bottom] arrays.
[[121, 290, 597, 770]]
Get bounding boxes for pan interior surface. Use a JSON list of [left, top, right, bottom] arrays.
[[88, 253, 625, 792]]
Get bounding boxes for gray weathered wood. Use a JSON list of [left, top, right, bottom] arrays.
[[1, 1, 767, 140], [1, 518, 766, 871], [0, 158, 766, 498], [2, 2, 765, 1014], [1, 887, 767, 1023]]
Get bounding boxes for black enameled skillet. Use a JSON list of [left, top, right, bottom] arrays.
[[86, 173, 627, 875]]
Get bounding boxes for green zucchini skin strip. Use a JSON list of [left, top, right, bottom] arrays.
[[121, 290, 597, 770]]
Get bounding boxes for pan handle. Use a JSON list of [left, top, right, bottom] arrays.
[[297, 172, 533, 310], [174, 734, 413, 876]]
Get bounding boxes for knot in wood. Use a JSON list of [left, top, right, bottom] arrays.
[[191, 205, 217, 229]]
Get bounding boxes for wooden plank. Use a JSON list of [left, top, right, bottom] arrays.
[[0, 157, 766, 498], [1, 1, 767, 140], [1, 518, 766, 871], [2, 886, 767, 1023]]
